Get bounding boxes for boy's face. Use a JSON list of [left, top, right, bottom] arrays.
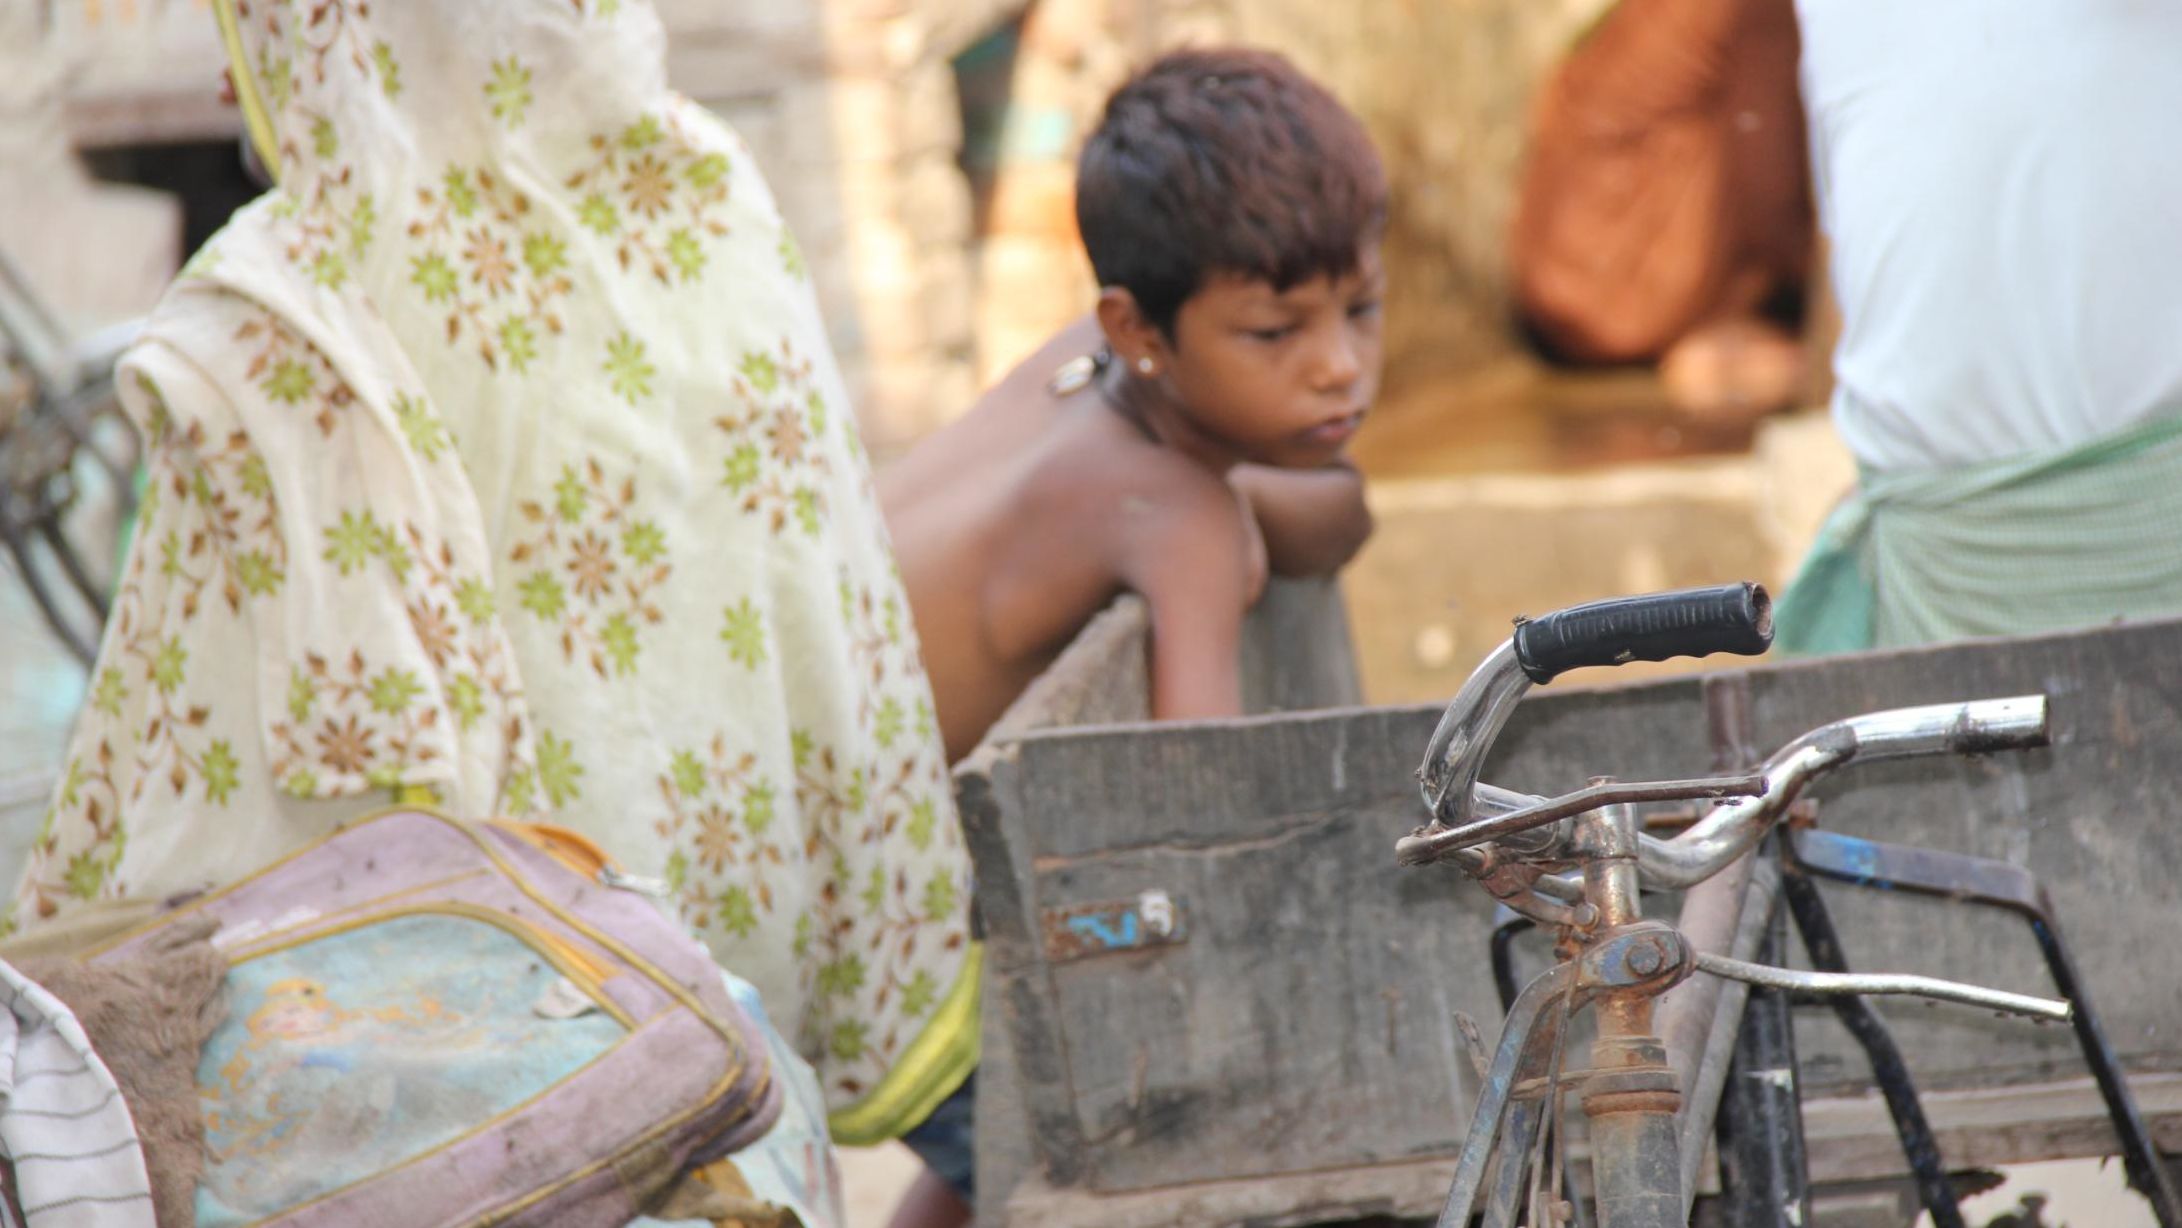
[[1163, 247, 1386, 468]]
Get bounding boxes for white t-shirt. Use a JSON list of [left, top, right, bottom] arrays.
[[1798, 1, 2182, 472]]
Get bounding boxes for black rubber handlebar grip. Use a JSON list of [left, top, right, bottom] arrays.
[[1513, 583, 1773, 684]]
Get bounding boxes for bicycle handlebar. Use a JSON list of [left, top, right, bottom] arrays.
[[1416, 695, 2049, 902], [1411, 584, 2049, 905], [1636, 695, 2049, 887], [1513, 582, 1773, 683], [1418, 585, 1773, 841]]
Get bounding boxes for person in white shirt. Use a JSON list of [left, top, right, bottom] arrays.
[[1776, 0, 2182, 652]]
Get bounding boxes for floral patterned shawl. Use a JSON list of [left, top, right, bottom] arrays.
[[7, 0, 975, 1141]]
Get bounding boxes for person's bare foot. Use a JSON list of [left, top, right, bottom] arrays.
[[1659, 317, 1807, 426]]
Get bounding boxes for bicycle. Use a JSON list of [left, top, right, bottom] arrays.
[[1401, 583, 2182, 1228], [1, 246, 142, 664]]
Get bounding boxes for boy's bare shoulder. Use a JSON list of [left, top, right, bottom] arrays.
[[1031, 410, 1238, 535], [895, 312, 1245, 568], [1019, 418, 1259, 620], [990, 320, 1241, 536]]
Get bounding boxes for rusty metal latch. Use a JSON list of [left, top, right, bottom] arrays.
[[1040, 889, 1185, 963]]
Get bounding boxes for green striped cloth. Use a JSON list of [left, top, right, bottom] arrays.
[[1775, 412, 2182, 655]]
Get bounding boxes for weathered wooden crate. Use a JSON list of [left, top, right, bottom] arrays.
[[960, 613, 2182, 1226], [954, 575, 1363, 1221]]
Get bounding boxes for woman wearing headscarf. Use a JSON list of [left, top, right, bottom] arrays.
[[6, 0, 975, 1157]]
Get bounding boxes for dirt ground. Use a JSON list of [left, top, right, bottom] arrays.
[[830, 1146, 2156, 1228], [1921, 1158, 2153, 1228]]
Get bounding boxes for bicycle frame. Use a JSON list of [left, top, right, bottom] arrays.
[[1408, 586, 2079, 1228], [1, 248, 142, 664]]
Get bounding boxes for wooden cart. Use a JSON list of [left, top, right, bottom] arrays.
[[959, 594, 2182, 1226]]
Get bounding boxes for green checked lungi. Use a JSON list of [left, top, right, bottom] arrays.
[[1775, 412, 2182, 655]]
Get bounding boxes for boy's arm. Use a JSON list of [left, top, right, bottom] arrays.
[[1228, 458, 1374, 578], [1115, 484, 1256, 721]]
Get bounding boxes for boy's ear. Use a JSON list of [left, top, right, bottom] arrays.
[[1095, 287, 1174, 371]]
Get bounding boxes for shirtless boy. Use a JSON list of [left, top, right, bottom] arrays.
[[881, 47, 1388, 766]]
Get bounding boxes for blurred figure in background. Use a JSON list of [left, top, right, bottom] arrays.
[[1510, 0, 1813, 425]]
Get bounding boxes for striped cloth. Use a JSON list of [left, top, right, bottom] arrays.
[[1775, 411, 2182, 655], [0, 962, 155, 1228]]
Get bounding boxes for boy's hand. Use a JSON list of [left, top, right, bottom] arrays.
[[1231, 482, 1271, 605], [1228, 460, 1373, 578]]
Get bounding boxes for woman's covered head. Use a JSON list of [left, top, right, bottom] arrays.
[[216, 0, 667, 185]]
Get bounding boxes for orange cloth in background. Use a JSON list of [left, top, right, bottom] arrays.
[[1511, 0, 1813, 364]]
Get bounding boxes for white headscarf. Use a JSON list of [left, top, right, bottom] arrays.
[[9, 0, 975, 1138]]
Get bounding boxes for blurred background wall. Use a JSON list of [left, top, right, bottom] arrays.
[[7, 0, 1856, 733]]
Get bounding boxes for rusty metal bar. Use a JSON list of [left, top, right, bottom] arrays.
[[1400, 774, 1768, 866]]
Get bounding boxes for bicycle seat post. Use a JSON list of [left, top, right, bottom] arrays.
[[1575, 794, 1687, 1228]]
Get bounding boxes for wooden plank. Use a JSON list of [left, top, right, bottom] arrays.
[[981, 577, 1363, 742], [1238, 576, 1364, 714], [985, 695, 1689, 1197], [959, 748, 1090, 1211], [1001, 1154, 1459, 1228], [996, 1074, 2182, 1228], [967, 616, 2182, 1221], [961, 577, 1366, 1221], [981, 597, 1151, 738], [970, 947, 1034, 1228], [1798, 1072, 2182, 1186]]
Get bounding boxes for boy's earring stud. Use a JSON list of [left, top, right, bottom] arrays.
[[1137, 357, 1157, 376]]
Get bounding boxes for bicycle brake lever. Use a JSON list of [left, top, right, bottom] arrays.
[[1399, 774, 1769, 867], [1693, 951, 2071, 1022]]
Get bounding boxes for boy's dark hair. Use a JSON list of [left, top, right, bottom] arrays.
[[1076, 47, 1387, 337]]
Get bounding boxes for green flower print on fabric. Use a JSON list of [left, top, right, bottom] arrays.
[[411, 253, 458, 303], [603, 333, 655, 404], [91, 667, 127, 718], [510, 458, 670, 678], [828, 1021, 868, 1064], [654, 735, 795, 941], [372, 40, 402, 99], [408, 166, 574, 372], [367, 668, 424, 716], [535, 729, 584, 807], [713, 339, 832, 537], [264, 358, 315, 406], [719, 597, 768, 668], [150, 637, 188, 694], [485, 57, 533, 128], [900, 970, 940, 1018], [323, 509, 391, 575], [563, 109, 734, 283], [200, 740, 241, 805], [392, 392, 452, 461], [716, 885, 760, 938]]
